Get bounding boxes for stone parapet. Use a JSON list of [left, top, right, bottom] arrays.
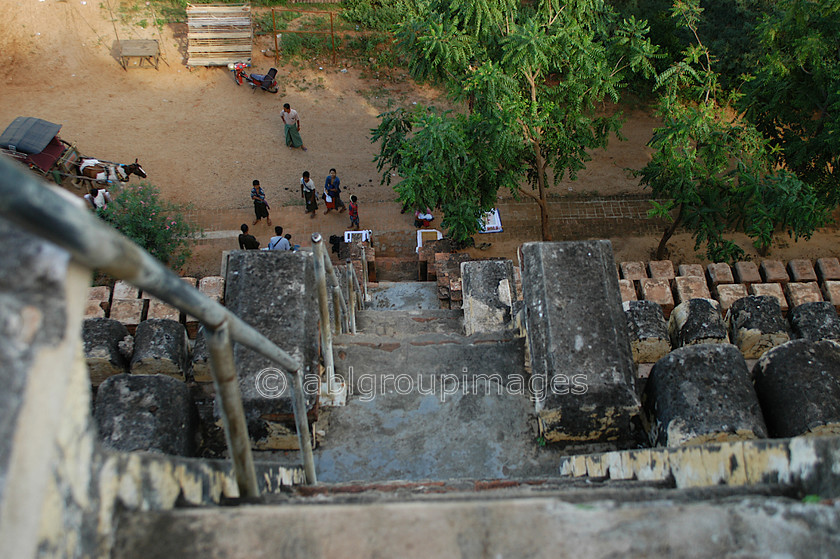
[[623, 300, 671, 364], [461, 260, 516, 335], [725, 295, 790, 359], [129, 319, 191, 379], [789, 302, 840, 342], [83, 318, 132, 386]]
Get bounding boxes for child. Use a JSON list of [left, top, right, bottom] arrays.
[[348, 195, 360, 231]]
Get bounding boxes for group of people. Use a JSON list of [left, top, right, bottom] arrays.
[[238, 224, 294, 251]]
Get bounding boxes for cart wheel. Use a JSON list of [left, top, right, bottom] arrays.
[[268, 86, 279, 94]]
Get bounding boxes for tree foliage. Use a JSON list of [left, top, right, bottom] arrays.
[[100, 182, 200, 270], [372, 0, 659, 241], [637, 0, 830, 262]]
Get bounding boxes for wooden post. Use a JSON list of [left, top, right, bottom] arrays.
[[272, 9, 279, 66], [330, 12, 336, 65]]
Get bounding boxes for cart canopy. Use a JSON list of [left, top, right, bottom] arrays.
[[0, 117, 62, 155]]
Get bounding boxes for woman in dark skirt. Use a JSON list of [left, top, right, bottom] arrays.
[[300, 170, 318, 218], [251, 179, 271, 226]]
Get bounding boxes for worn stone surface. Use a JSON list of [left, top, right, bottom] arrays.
[[733, 262, 761, 286], [726, 296, 790, 359], [639, 278, 675, 318], [647, 260, 675, 280], [760, 260, 789, 284], [521, 241, 640, 445], [678, 264, 704, 278], [146, 298, 181, 322], [88, 285, 111, 305], [85, 299, 107, 319], [620, 261, 647, 281], [673, 276, 711, 304], [83, 318, 132, 386], [749, 283, 789, 315], [354, 309, 464, 336], [715, 283, 748, 312], [225, 251, 320, 449], [823, 281, 840, 312], [789, 302, 840, 342], [129, 319, 190, 379], [94, 374, 197, 456], [754, 340, 840, 438], [669, 298, 729, 348], [787, 259, 817, 283], [816, 257, 840, 283], [109, 299, 147, 334], [644, 344, 767, 447], [623, 301, 671, 364], [706, 263, 734, 286], [191, 327, 211, 383], [113, 280, 140, 300], [198, 276, 225, 304], [785, 282, 823, 309], [618, 279, 637, 302]]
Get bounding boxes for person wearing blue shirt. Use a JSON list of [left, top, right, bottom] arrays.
[[323, 168, 346, 214]]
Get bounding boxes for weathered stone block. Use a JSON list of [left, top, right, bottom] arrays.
[[754, 340, 840, 438], [94, 373, 197, 456], [225, 251, 320, 450], [715, 283, 748, 312], [130, 319, 190, 379], [706, 263, 734, 286], [816, 257, 840, 283], [620, 261, 647, 281], [521, 241, 640, 446], [198, 276, 225, 304], [760, 260, 789, 284], [733, 261, 761, 286], [191, 327, 211, 383], [146, 298, 181, 322], [678, 264, 705, 278], [109, 298, 147, 335], [639, 278, 675, 318], [785, 282, 823, 309], [618, 279, 637, 302], [750, 283, 789, 315], [674, 276, 711, 304], [461, 260, 516, 335], [84, 299, 107, 319], [787, 259, 817, 283], [647, 260, 675, 281], [113, 279, 140, 300], [83, 318, 132, 386], [823, 281, 840, 313], [623, 300, 671, 364], [726, 295, 790, 359], [644, 344, 767, 447], [789, 302, 840, 342], [669, 298, 729, 348], [88, 285, 111, 305]]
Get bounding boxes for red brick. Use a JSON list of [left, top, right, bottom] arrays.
[[785, 282, 823, 309], [760, 260, 789, 284], [674, 276, 711, 304], [84, 300, 106, 319], [88, 285, 111, 304], [707, 263, 734, 286], [750, 283, 788, 315], [822, 281, 840, 312], [199, 276, 225, 304], [620, 261, 647, 281], [146, 299, 181, 321], [109, 299, 147, 334], [816, 258, 840, 283], [113, 280, 140, 300], [618, 279, 637, 302], [639, 278, 675, 318], [715, 283, 748, 313], [733, 261, 761, 286], [647, 260, 675, 280], [678, 264, 705, 278], [787, 259, 817, 283]]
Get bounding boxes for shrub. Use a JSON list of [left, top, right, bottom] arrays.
[[99, 181, 201, 270]]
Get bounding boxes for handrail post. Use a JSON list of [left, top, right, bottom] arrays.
[[332, 286, 342, 333], [204, 322, 260, 498], [360, 246, 369, 303], [290, 367, 318, 485], [312, 233, 336, 394], [346, 261, 357, 334]]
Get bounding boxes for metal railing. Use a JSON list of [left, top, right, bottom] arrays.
[[0, 156, 318, 493]]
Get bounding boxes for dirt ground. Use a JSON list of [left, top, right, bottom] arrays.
[[2, 1, 838, 275]]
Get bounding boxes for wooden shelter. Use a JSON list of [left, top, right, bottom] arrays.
[[186, 3, 252, 67]]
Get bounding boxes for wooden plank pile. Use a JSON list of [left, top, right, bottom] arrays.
[[187, 3, 252, 67]]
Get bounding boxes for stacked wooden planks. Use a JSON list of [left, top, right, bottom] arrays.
[[186, 3, 252, 67]]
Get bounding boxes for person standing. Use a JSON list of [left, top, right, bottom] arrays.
[[267, 226, 291, 250], [323, 168, 346, 214], [238, 223, 260, 250], [348, 195, 360, 231], [300, 171, 317, 219], [251, 180, 272, 226], [281, 103, 307, 151], [84, 187, 111, 211]]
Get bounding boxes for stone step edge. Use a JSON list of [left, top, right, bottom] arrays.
[[557, 434, 840, 493], [334, 332, 517, 344]]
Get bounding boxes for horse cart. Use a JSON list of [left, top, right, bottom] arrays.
[[0, 117, 146, 190]]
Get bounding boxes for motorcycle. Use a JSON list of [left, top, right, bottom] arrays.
[[229, 62, 279, 94]]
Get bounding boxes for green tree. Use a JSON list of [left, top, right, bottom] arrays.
[[738, 0, 840, 205], [100, 181, 200, 270], [372, 0, 658, 241], [637, 0, 830, 262]]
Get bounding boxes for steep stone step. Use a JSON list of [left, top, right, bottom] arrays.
[[354, 309, 464, 336], [366, 281, 440, 310]]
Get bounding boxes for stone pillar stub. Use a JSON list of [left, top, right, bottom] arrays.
[[623, 300, 671, 364], [94, 373, 197, 456], [224, 251, 320, 450], [191, 327, 211, 383], [520, 241, 640, 445], [789, 302, 840, 342], [669, 298, 729, 348], [754, 340, 840, 438], [83, 318, 132, 386], [726, 295, 790, 359], [644, 344, 768, 447], [129, 319, 190, 379], [461, 259, 515, 335]]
